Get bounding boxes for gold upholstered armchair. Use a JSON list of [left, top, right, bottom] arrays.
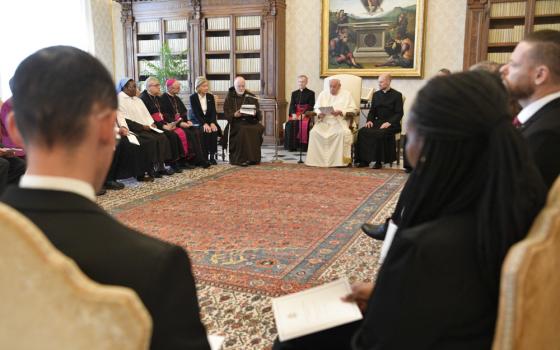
[[492, 177, 560, 350], [0, 203, 152, 350]]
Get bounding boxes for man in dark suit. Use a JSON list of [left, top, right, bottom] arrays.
[[501, 30, 560, 189], [355, 73, 403, 169], [1, 46, 210, 350]]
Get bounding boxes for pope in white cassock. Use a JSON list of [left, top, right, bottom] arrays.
[[305, 79, 358, 167]]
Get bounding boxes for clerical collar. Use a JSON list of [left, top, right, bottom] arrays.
[[20, 175, 96, 201], [382, 88, 391, 93]]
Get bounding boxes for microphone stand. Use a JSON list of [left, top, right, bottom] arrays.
[[271, 97, 283, 163], [297, 90, 304, 164]]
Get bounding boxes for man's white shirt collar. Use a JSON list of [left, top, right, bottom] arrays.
[[517, 90, 560, 124], [19, 175, 96, 201]]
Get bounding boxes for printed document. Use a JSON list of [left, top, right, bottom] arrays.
[[272, 278, 363, 341]]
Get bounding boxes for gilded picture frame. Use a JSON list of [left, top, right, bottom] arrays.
[[321, 0, 426, 77]]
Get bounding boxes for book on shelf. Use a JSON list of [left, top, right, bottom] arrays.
[[206, 36, 231, 52], [535, 0, 560, 16], [206, 58, 231, 74], [487, 52, 512, 64], [208, 80, 231, 92], [167, 38, 188, 53], [245, 80, 260, 93], [488, 25, 524, 44], [139, 60, 161, 73], [138, 40, 161, 54], [138, 21, 160, 34], [490, 1, 526, 17], [236, 58, 260, 73], [236, 35, 261, 51], [236, 16, 261, 29], [534, 23, 560, 31], [166, 19, 187, 32], [207, 17, 231, 31]]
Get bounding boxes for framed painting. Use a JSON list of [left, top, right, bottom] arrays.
[[321, 0, 426, 77]]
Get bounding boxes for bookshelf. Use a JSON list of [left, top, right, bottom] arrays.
[[463, 0, 560, 68], [202, 15, 262, 94]]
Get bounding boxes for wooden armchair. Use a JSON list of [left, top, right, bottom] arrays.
[[493, 177, 560, 350], [0, 203, 152, 350]]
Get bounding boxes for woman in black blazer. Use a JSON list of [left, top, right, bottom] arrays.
[[189, 76, 221, 164], [273, 71, 547, 350]]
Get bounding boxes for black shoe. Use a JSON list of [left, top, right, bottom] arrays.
[[181, 163, 196, 170], [137, 175, 154, 182], [96, 188, 107, 196], [361, 223, 386, 241], [201, 161, 211, 169], [404, 167, 412, 173], [209, 158, 218, 165], [171, 165, 183, 173], [153, 171, 163, 178], [239, 161, 250, 167], [356, 162, 369, 168], [158, 168, 175, 176], [373, 162, 382, 169], [248, 160, 259, 165], [104, 180, 124, 190]]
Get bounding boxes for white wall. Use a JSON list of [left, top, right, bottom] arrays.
[[89, 0, 125, 81], [285, 0, 467, 131]]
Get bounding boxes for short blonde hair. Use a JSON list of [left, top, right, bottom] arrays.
[[194, 76, 208, 93]]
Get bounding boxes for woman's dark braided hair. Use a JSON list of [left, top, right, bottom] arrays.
[[394, 70, 546, 292]]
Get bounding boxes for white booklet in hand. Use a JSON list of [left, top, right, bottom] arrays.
[[318, 106, 335, 115], [149, 125, 164, 133], [272, 278, 363, 341], [240, 104, 257, 116], [126, 134, 140, 146]]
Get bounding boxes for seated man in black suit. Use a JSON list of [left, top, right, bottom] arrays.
[[500, 29, 560, 189], [355, 73, 403, 169], [1, 46, 210, 350]]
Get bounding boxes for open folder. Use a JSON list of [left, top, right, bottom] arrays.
[[272, 278, 363, 341]]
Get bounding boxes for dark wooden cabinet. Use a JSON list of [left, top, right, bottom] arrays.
[[463, 0, 560, 70], [118, 0, 286, 144]]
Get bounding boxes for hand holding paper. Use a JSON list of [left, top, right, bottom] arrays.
[[272, 278, 363, 341]]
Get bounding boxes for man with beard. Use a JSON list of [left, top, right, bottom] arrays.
[[500, 30, 560, 189]]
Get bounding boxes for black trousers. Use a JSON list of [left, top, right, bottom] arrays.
[[0, 156, 26, 194]]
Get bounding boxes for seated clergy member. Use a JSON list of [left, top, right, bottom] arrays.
[[117, 78, 174, 177], [160, 78, 210, 168], [284, 75, 315, 151], [274, 71, 546, 350], [0, 142, 25, 194], [355, 73, 403, 169], [188, 77, 220, 165], [1, 98, 26, 157], [305, 79, 357, 167], [140, 76, 185, 173], [223, 76, 264, 166], [500, 30, 560, 189], [1, 46, 210, 350]]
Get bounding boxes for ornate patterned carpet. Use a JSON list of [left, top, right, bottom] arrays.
[[98, 163, 406, 349]]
